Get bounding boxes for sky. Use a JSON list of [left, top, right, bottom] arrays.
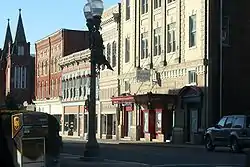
[[0, 0, 119, 54]]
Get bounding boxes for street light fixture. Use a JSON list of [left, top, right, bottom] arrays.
[[83, 0, 112, 158]]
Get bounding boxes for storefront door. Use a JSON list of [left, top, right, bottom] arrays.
[[189, 109, 198, 143]]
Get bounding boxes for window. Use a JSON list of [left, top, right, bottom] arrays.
[[222, 16, 230, 45], [44, 61, 48, 75], [232, 117, 245, 129], [124, 81, 130, 91], [188, 70, 197, 84], [154, 0, 161, 9], [14, 66, 27, 89], [41, 62, 44, 75], [189, 14, 196, 47], [126, 0, 130, 20], [141, 0, 148, 14], [168, 0, 175, 3], [224, 117, 234, 128], [144, 112, 149, 132], [112, 114, 116, 135], [141, 32, 148, 59], [217, 117, 227, 128], [155, 112, 162, 133], [125, 37, 130, 63], [54, 58, 57, 73], [167, 22, 176, 53], [112, 41, 117, 68], [154, 27, 162, 56], [51, 80, 54, 97], [106, 43, 111, 65], [101, 115, 107, 134], [17, 46, 24, 56], [51, 59, 54, 73], [101, 47, 106, 70], [247, 117, 250, 128]]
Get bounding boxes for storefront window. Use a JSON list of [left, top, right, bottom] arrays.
[[53, 114, 62, 131], [144, 112, 149, 132], [84, 114, 88, 133], [68, 114, 77, 132], [112, 114, 116, 135], [64, 115, 69, 131], [155, 112, 162, 133], [101, 114, 107, 134]]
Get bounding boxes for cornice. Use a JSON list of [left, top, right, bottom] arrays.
[[58, 49, 90, 67]]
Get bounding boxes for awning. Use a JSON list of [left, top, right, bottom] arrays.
[[135, 93, 177, 106]]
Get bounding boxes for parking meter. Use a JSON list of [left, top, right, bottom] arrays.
[[11, 112, 48, 167]]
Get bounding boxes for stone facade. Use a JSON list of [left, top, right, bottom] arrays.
[[99, 4, 121, 139], [117, 0, 206, 141]]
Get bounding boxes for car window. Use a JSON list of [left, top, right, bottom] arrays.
[[232, 117, 245, 128], [224, 116, 234, 128], [247, 116, 250, 128], [217, 117, 227, 128]]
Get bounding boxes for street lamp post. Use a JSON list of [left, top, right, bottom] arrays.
[[83, 0, 113, 158]]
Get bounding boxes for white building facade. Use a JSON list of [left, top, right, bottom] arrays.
[[98, 4, 121, 140]]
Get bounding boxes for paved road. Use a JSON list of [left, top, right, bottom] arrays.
[[60, 140, 246, 167]]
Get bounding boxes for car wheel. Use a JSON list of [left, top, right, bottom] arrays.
[[230, 137, 241, 153], [205, 135, 215, 151]]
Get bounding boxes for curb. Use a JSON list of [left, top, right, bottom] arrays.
[[118, 142, 204, 149], [62, 137, 204, 149]]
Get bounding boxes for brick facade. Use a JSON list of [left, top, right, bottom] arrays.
[[0, 10, 35, 106], [35, 29, 89, 100]]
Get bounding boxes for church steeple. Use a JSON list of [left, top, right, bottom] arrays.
[[3, 19, 12, 52], [14, 9, 26, 43]]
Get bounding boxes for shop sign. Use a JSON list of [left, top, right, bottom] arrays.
[[136, 68, 150, 82]]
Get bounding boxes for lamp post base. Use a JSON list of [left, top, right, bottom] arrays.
[[83, 140, 100, 158]]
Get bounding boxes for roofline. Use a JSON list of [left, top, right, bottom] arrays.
[[35, 28, 86, 44], [104, 3, 120, 10]]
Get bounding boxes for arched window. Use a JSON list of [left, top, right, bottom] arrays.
[[54, 58, 57, 73], [107, 43, 111, 64], [79, 86, 82, 97], [41, 81, 44, 98], [37, 64, 40, 76], [112, 41, 117, 67], [51, 59, 54, 73], [51, 80, 54, 97], [101, 47, 106, 70], [41, 62, 44, 75], [44, 61, 48, 75]]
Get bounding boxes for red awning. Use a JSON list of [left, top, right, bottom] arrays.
[[111, 95, 135, 104]]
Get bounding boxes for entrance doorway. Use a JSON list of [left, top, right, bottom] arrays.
[[187, 108, 198, 142]]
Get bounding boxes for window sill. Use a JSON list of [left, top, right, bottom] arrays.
[[189, 46, 197, 50]]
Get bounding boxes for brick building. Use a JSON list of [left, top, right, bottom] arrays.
[[33, 29, 89, 131], [0, 9, 35, 107], [111, 0, 250, 144]]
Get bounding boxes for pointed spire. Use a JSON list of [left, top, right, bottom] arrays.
[[14, 8, 26, 43], [3, 18, 13, 52]]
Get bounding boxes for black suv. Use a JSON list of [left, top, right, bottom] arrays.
[[204, 115, 250, 152]]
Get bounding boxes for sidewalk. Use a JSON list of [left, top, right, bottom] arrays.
[[62, 136, 204, 149]]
